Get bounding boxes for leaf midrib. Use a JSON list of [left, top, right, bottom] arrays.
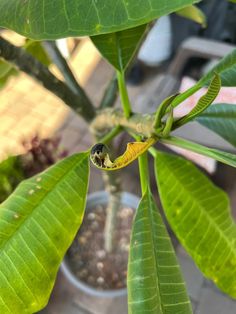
[[147, 192, 165, 314]]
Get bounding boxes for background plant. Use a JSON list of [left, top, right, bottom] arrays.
[[0, 0, 236, 313], [0, 136, 66, 202]]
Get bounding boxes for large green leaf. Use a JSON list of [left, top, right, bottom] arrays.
[[91, 24, 147, 71], [174, 74, 221, 127], [161, 136, 236, 168], [176, 5, 206, 27], [155, 151, 236, 298], [0, 0, 199, 40], [197, 104, 236, 148], [0, 152, 89, 313], [199, 49, 236, 86], [128, 190, 192, 314]]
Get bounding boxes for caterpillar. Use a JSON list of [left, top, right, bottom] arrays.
[[90, 137, 157, 171]]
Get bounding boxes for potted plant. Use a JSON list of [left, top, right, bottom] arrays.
[[61, 191, 140, 298], [0, 1, 236, 314]]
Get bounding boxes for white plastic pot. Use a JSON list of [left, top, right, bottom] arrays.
[[61, 191, 140, 298]]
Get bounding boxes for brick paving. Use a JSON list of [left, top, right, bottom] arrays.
[[0, 32, 100, 162]]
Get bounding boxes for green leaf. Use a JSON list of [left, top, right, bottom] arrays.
[[0, 152, 89, 313], [128, 190, 192, 314], [0, 60, 18, 89], [155, 151, 236, 298], [24, 40, 51, 66], [174, 74, 221, 127], [91, 24, 147, 71], [0, 156, 23, 203], [176, 5, 206, 27], [0, 0, 200, 40], [199, 49, 236, 87], [0, 60, 13, 78], [197, 104, 236, 148], [161, 136, 236, 168], [154, 94, 180, 130]]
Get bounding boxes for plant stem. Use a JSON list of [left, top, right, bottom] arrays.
[[117, 70, 132, 118], [93, 130, 122, 253], [92, 108, 156, 138], [153, 94, 179, 130], [43, 41, 92, 104], [103, 167, 122, 252], [0, 36, 95, 122], [148, 147, 157, 158], [100, 69, 132, 252], [171, 83, 202, 108], [98, 126, 123, 145], [160, 136, 236, 168], [162, 108, 174, 137], [138, 152, 149, 195], [99, 75, 118, 109]]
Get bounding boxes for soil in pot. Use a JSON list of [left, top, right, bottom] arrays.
[[66, 203, 135, 290]]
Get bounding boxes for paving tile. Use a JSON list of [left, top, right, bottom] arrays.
[[85, 59, 114, 107], [0, 34, 97, 162], [65, 115, 88, 134], [196, 287, 236, 314], [58, 127, 83, 152], [177, 247, 204, 302], [39, 301, 92, 314], [70, 38, 101, 87]]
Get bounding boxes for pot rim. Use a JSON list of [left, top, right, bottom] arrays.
[[61, 190, 140, 298]]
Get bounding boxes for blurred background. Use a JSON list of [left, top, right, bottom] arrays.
[[0, 0, 236, 313]]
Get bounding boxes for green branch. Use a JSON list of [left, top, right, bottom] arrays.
[[171, 83, 202, 108], [99, 75, 118, 109], [92, 109, 156, 138], [117, 70, 132, 118], [97, 126, 123, 144], [43, 41, 92, 105], [138, 152, 149, 195]]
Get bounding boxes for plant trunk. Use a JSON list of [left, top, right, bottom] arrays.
[[103, 164, 122, 252]]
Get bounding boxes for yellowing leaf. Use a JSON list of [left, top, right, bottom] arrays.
[[90, 137, 157, 170], [176, 5, 207, 27]]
